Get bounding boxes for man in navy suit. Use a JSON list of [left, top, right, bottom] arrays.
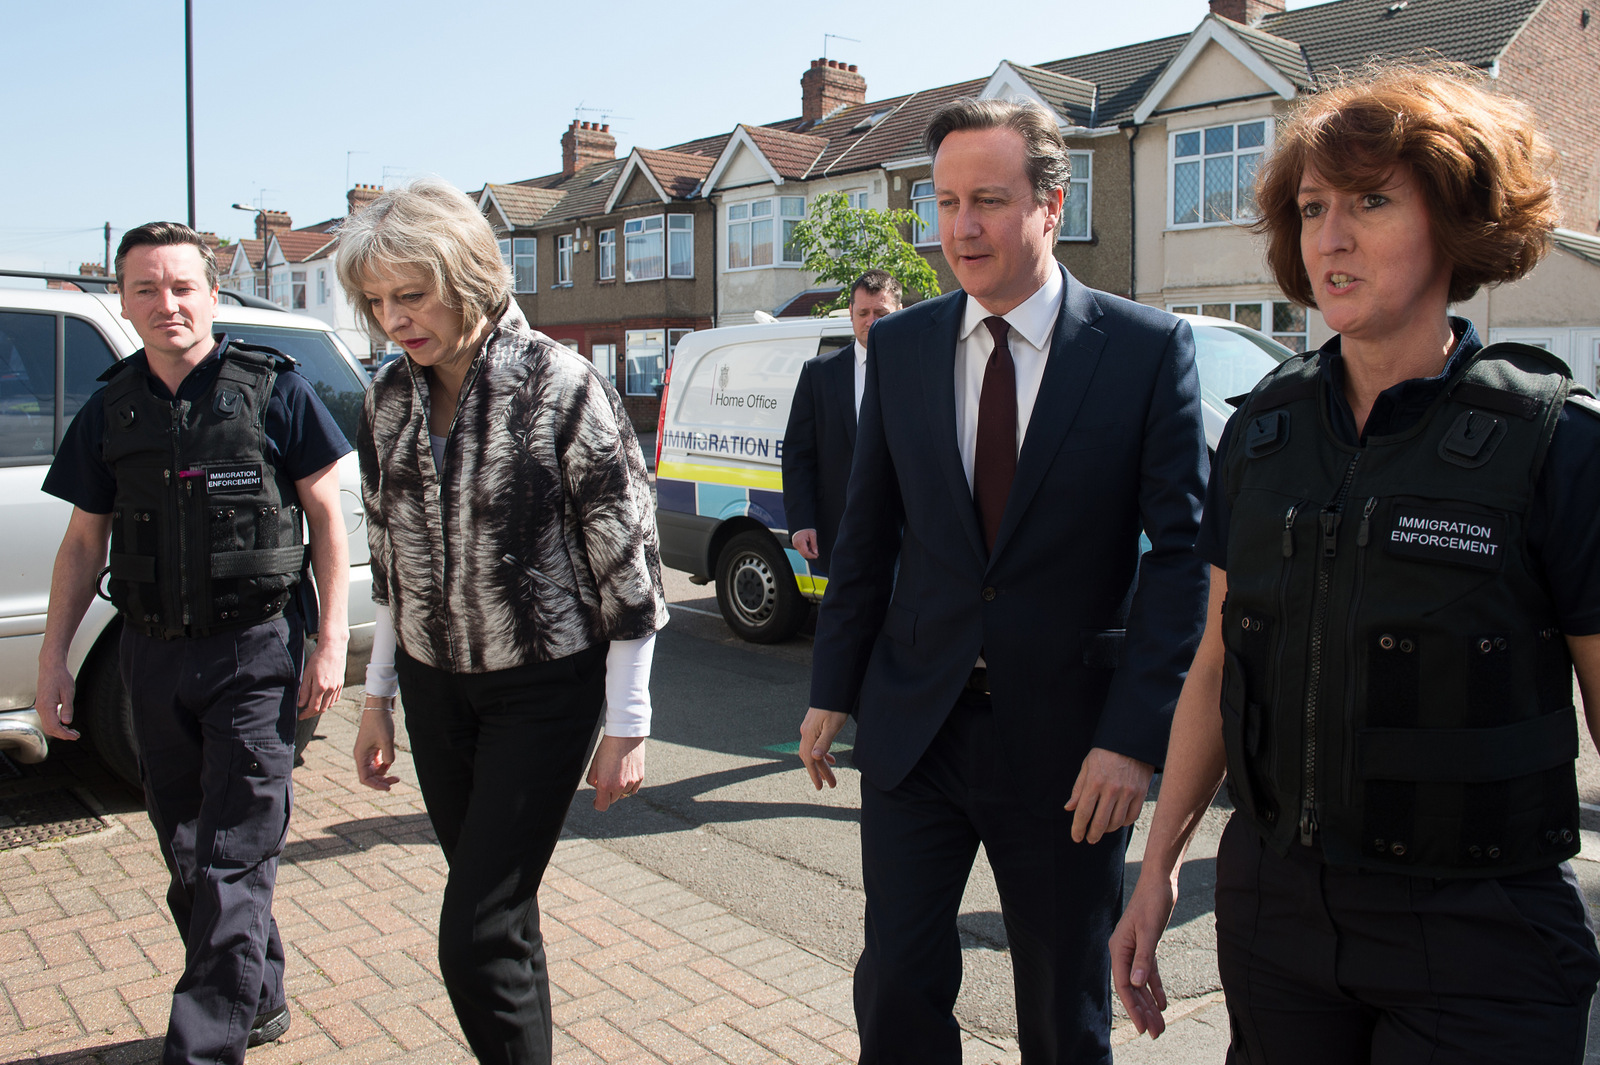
[[798, 99, 1208, 1064], [782, 270, 902, 575]]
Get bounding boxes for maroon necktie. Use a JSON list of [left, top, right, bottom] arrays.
[[973, 316, 1017, 554]]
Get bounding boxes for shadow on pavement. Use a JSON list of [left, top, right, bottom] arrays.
[[280, 811, 436, 863], [19, 1035, 163, 1064]]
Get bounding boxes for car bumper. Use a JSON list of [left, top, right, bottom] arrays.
[[0, 709, 48, 764]]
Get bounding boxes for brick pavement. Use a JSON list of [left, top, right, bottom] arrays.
[[0, 698, 1023, 1065]]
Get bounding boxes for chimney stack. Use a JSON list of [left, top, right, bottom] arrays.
[[347, 183, 384, 215], [254, 210, 292, 241], [1208, 0, 1285, 25], [561, 120, 617, 178], [801, 59, 866, 125]]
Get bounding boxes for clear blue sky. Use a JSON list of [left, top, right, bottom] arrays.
[[1, 0, 1317, 274]]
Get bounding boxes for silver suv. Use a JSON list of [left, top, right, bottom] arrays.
[[0, 271, 375, 787]]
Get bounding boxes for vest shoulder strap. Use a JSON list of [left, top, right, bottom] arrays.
[[1221, 354, 1322, 501], [224, 341, 298, 373], [1447, 342, 1571, 483]]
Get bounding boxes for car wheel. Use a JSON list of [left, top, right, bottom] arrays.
[[715, 530, 807, 643], [77, 631, 140, 792]]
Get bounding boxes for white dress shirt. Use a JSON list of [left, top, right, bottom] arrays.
[[953, 268, 1065, 490], [853, 339, 868, 418]]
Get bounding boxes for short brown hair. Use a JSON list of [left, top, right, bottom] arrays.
[[115, 222, 218, 290], [850, 269, 902, 307], [926, 98, 1070, 233], [1254, 62, 1559, 306], [336, 177, 512, 343]]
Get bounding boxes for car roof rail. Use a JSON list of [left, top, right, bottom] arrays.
[[218, 288, 285, 311], [0, 267, 118, 292]]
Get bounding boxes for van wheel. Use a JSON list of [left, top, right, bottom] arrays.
[[715, 530, 807, 643], [77, 632, 140, 793]]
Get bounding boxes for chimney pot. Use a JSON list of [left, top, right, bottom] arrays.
[[848, 64, 857, 72], [560, 117, 617, 177], [801, 58, 867, 124]]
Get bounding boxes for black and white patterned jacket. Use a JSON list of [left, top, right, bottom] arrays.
[[358, 301, 668, 673]]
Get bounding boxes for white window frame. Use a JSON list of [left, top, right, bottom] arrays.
[[271, 268, 289, 307], [597, 228, 616, 281], [316, 268, 328, 305], [725, 196, 805, 271], [290, 270, 307, 310], [911, 179, 937, 246], [556, 234, 574, 286], [1059, 150, 1093, 242], [511, 238, 536, 293], [1168, 118, 1271, 229], [1168, 298, 1309, 351], [844, 189, 869, 210], [624, 215, 665, 282], [668, 328, 692, 367], [624, 328, 666, 396], [667, 215, 694, 279], [591, 341, 617, 382]]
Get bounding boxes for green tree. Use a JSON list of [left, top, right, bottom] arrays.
[[787, 191, 940, 315]]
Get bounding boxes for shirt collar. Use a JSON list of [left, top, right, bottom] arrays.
[[958, 265, 1064, 351], [140, 334, 227, 401], [1320, 316, 1482, 443], [854, 339, 867, 366]]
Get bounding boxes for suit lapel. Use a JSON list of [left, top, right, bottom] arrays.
[[988, 269, 1106, 563], [919, 294, 988, 566], [829, 346, 858, 447]]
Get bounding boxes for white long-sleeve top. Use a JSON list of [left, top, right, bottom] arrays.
[[363, 602, 656, 736]]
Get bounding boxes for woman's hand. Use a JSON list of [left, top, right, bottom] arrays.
[[588, 734, 646, 811], [1111, 873, 1177, 1039], [353, 707, 399, 791]]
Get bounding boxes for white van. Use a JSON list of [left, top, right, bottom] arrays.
[[654, 312, 1294, 643]]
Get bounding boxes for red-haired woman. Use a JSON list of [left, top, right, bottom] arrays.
[[1112, 64, 1600, 1063]]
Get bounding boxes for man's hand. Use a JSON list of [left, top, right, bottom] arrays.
[[353, 709, 399, 790], [1111, 873, 1176, 1039], [1064, 747, 1154, 843], [798, 707, 849, 789], [588, 734, 645, 811], [297, 634, 347, 720], [791, 529, 820, 560], [34, 660, 81, 742]]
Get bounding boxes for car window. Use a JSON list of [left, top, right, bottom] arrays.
[[0, 312, 55, 462], [219, 324, 367, 444], [65, 318, 117, 427], [1191, 324, 1286, 413]]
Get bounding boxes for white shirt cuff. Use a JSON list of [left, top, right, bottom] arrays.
[[363, 603, 400, 697], [603, 633, 655, 736]]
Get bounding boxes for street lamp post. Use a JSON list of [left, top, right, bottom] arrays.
[[186, 0, 196, 228], [231, 203, 269, 300]]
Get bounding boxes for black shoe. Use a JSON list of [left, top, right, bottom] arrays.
[[247, 1006, 291, 1048]]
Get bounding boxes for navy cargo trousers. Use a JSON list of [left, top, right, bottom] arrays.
[[121, 617, 299, 1065]]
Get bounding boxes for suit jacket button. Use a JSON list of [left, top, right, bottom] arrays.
[[982, 587, 996, 601]]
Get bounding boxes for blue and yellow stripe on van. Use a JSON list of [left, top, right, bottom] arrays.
[[656, 460, 829, 596]]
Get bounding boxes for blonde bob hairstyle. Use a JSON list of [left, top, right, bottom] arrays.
[[1253, 62, 1559, 307], [336, 177, 512, 343]]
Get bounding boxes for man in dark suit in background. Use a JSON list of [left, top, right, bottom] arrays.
[[782, 270, 902, 575], [798, 99, 1209, 1064]]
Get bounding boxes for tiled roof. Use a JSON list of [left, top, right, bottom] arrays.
[[513, 172, 571, 190], [484, 183, 565, 228], [1226, 18, 1314, 88], [1038, 34, 1189, 127], [774, 287, 843, 317], [1552, 228, 1600, 269], [663, 132, 734, 159], [273, 230, 337, 263], [537, 160, 628, 227], [1260, 0, 1542, 76], [229, 238, 264, 272], [821, 78, 988, 172], [741, 125, 829, 179], [635, 149, 714, 199], [299, 217, 343, 234], [1005, 64, 1100, 127]]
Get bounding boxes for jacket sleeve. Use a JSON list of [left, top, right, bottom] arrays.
[[1092, 317, 1210, 768], [809, 334, 903, 714], [782, 358, 821, 534], [560, 369, 671, 642]]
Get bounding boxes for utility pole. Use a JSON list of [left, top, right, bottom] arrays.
[[185, 0, 196, 228], [104, 223, 111, 273]]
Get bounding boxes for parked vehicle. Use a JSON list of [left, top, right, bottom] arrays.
[[0, 270, 375, 787], [653, 311, 1293, 643]]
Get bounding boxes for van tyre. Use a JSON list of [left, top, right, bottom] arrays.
[[715, 530, 807, 643]]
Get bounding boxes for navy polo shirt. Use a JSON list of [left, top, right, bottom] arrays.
[[1197, 318, 1600, 636], [43, 336, 353, 630]]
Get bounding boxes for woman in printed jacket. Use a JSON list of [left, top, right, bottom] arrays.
[[337, 178, 668, 1065]]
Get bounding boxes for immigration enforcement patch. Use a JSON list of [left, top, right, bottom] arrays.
[[205, 465, 264, 494], [1384, 504, 1505, 570]]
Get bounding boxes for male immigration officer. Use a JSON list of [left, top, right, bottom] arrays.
[[35, 223, 350, 1065], [798, 100, 1209, 1063], [783, 270, 902, 574]]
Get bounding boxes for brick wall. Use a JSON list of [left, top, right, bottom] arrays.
[[1499, 0, 1600, 233]]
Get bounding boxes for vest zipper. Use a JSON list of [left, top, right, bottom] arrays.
[[170, 402, 191, 627], [1339, 496, 1380, 806], [1301, 454, 1362, 845]]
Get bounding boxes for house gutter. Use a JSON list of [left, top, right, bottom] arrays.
[[1125, 123, 1138, 301]]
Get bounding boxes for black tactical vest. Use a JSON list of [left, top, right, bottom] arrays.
[[1220, 343, 1581, 878], [100, 343, 308, 638]]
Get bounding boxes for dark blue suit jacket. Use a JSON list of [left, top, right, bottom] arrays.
[[810, 267, 1209, 800], [781, 343, 857, 575]]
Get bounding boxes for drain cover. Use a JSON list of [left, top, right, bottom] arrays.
[[0, 788, 105, 849]]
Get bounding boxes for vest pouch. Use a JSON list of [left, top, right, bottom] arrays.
[[107, 502, 163, 627], [1220, 651, 1274, 824]]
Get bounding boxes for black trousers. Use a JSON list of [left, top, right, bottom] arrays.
[[395, 643, 607, 1065], [855, 689, 1128, 1065], [1215, 813, 1600, 1064], [123, 617, 299, 1065]]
